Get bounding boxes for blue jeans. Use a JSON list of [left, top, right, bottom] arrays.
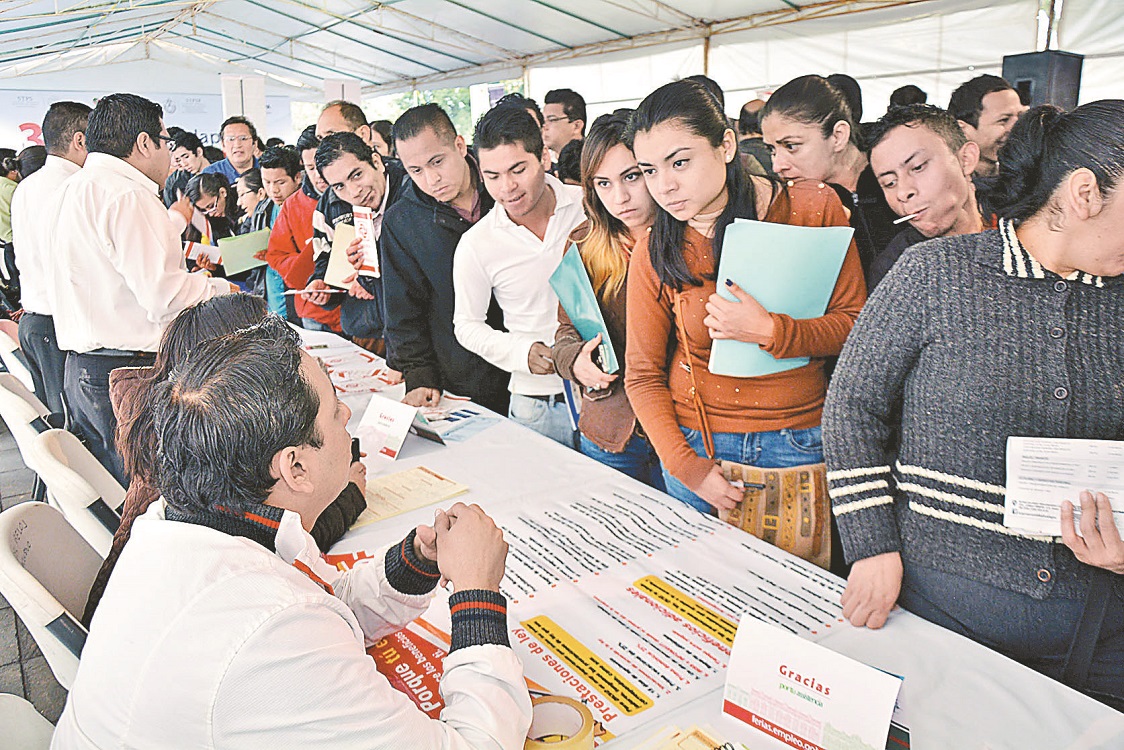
[[580, 433, 666, 491], [662, 425, 824, 514], [509, 394, 576, 448], [301, 318, 333, 332], [265, 267, 287, 317]]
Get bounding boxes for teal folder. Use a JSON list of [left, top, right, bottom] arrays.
[[549, 244, 620, 374], [217, 229, 270, 276], [708, 219, 854, 378]]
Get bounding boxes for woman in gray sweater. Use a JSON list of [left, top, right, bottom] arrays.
[[823, 101, 1124, 707]]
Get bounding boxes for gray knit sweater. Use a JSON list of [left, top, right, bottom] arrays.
[[823, 220, 1124, 601]]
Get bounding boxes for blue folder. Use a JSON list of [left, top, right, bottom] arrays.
[[708, 219, 854, 378], [549, 244, 620, 374]]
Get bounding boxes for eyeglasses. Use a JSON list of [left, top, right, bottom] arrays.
[[224, 135, 253, 144], [155, 133, 175, 144], [195, 196, 220, 214], [543, 115, 572, 124]]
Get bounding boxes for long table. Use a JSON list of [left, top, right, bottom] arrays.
[[302, 328, 1124, 749]]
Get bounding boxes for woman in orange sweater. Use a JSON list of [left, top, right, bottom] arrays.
[[624, 79, 866, 514]]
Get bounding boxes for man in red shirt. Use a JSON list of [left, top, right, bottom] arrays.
[[265, 125, 342, 332]]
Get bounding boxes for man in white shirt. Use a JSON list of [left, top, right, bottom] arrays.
[[11, 101, 91, 415], [47, 93, 234, 483], [453, 105, 585, 446], [52, 319, 531, 749]]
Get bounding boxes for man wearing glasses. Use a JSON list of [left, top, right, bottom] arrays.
[[202, 115, 260, 183], [541, 88, 586, 160], [46, 93, 237, 483]]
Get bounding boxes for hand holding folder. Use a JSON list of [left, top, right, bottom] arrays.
[[549, 245, 620, 374]]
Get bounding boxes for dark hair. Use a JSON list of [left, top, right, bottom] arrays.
[[625, 79, 762, 290], [761, 75, 860, 148], [889, 85, 928, 109], [0, 150, 19, 179], [259, 145, 302, 177], [315, 131, 375, 176], [475, 104, 544, 158], [545, 88, 588, 132], [17, 146, 47, 178], [296, 124, 320, 153], [393, 103, 457, 145], [118, 294, 269, 485], [866, 104, 967, 155], [826, 74, 863, 122], [41, 101, 91, 156], [153, 316, 323, 514], [169, 130, 204, 155], [371, 119, 394, 155], [981, 100, 1124, 223], [167, 126, 187, 141], [203, 145, 224, 163], [556, 139, 583, 183], [323, 100, 368, 131], [948, 74, 1016, 128], [238, 167, 264, 194], [220, 115, 258, 143], [85, 93, 164, 158], [683, 75, 725, 109], [495, 92, 543, 127], [738, 101, 764, 136], [186, 172, 238, 218], [265, 137, 285, 148]]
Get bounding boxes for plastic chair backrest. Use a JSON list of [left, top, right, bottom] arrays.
[[0, 373, 51, 461], [28, 430, 123, 557], [0, 503, 101, 689], [0, 328, 35, 393], [0, 693, 55, 749]]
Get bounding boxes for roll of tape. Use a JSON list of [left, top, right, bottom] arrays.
[[524, 696, 595, 749]]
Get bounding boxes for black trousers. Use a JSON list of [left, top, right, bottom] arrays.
[[17, 312, 67, 416], [64, 350, 154, 487]]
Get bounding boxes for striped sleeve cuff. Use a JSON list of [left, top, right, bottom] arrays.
[[828, 465, 902, 564], [384, 530, 441, 595], [449, 589, 510, 652]]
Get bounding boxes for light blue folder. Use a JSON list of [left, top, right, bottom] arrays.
[[708, 219, 854, 378], [549, 244, 620, 374]]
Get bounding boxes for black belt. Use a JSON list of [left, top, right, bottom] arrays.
[[526, 393, 566, 404], [80, 348, 155, 359]]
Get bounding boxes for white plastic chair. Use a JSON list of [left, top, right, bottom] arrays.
[[0, 373, 54, 502], [27, 430, 124, 558], [0, 502, 102, 689], [0, 326, 35, 394], [0, 693, 55, 749]]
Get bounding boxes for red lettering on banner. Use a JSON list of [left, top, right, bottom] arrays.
[[369, 629, 447, 717], [18, 123, 43, 146], [724, 700, 825, 750]]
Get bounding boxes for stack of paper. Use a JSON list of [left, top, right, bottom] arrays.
[[352, 466, 469, 528]]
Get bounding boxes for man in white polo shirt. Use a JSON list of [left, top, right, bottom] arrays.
[[453, 105, 585, 446], [10, 100, 91, 416], [47, 93, 234, 483]]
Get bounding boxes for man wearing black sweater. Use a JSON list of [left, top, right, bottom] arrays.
[[381, 104, 509, 414]]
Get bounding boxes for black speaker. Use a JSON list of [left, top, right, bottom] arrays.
[[1002, 50, 1083, 109]]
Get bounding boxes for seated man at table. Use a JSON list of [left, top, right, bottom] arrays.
[[52, 318, 532, 749]]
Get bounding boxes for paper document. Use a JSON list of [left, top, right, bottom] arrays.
[[549, 244, 619, 373], [184, 240, 221, 265], [324, 223, 358, 289], [217, 229, 269, 275], [352, 466, 468, 527], [352, 206, 380, 278], [723, 618, 902, 750], [1005, 436, 1124, 537], [356, 394, 418, 460], [709, 220, 853, 378]]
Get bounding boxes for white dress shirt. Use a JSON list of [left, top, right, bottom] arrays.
[[46, 153, 229, 353], [453, 174, 585, 396], [9, 155, 81, 315], [51, 503, 532, 749]]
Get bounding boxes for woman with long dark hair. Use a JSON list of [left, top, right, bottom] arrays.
[[760, 75, 899, 283], [551, 110, 663, 488], [624, 79, 865, 517], [82, 295, 367, 625], [824, 101, 1124, 708]]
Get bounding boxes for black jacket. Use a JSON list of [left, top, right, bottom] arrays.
[[831, 165, 899, 289], [380, 160, 510, 414], [311, 159, 408, 339]]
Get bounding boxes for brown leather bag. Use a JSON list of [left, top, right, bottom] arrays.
[[672, 293, 832, 569]]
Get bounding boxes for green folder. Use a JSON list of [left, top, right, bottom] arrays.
[[549, 244, 620, 374], [217, 229, 270, 275], [708, 219, 854, 378]]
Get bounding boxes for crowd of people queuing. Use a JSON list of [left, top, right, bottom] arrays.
[[2, 70, 1120, 747]]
